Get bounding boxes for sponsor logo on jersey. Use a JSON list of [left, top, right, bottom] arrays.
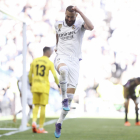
[[58, 24, 62, 31], [58, 31, 76, 41], [72, 25, 75, 29], [56, 58, 60, 63]]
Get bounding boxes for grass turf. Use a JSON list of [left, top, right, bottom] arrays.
[[0, 118, 54, 135], [1, 118, 140, 140]]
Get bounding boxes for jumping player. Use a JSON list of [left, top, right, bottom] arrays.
[[54, 5, 94, 138]]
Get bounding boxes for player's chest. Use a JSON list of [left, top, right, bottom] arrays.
[[57, 25, 80, 41]]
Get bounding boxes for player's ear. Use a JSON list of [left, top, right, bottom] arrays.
[[76, 12, 78, 17]]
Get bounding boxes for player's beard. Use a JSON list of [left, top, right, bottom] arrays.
[[65, 18, 75, 26]]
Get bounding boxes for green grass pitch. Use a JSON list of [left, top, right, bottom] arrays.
[[1, 118, 140, 140]]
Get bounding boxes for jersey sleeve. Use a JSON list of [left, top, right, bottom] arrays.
[[54, 22, 58, 34], [28, 61, 34, 85], [50, 62, 59, 85], [78, 18, 86, 30]]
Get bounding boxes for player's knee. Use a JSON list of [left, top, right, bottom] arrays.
[[124, 98, 128, 103], [124, 99, 129, 107], [59, 66, 68, 82]]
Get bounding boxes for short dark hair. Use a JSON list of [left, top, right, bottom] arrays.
[[43, 46, 50, 53], [137, 77, 140, 82], [66, 6, 74, 12]]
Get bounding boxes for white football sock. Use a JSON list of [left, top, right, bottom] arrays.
[[59, 66, 68, 100], [57, 93, 74, 124]]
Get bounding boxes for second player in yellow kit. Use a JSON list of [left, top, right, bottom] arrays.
[[29, 47, 59, 133], [29, 52, 59, 105]]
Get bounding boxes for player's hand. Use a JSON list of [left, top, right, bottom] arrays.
[[54, 46, 57, 53], [59, 88, 62, 95], [58, 84, 60, 89], [55, 48, 57, 53], [72, 6, 81, 13], [57, 84, 62, 94]]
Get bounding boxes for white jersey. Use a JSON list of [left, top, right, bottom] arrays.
[[55, 18, 86, 60], [18, 74, 33, 99]]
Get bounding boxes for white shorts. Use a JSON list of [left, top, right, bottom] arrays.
[[54, 54, 80, 88], [27, 90, 33, 99], [27, 90, 33, 105], [27, 98, 33, 105]]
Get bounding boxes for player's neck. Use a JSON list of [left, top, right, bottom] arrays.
[[43, 55, 49, 58]]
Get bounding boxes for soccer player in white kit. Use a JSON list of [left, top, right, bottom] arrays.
[[54, 6, 94, 138], [14, 73, 33, 126]]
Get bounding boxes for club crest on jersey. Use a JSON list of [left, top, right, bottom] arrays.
[[58, 24, 62, 31], [72, 25, 75, 29]]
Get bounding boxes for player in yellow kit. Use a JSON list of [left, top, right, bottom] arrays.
[[28, 46, 59, 133]]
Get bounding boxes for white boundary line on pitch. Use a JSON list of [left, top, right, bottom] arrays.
[[0, 119, 58, 137]]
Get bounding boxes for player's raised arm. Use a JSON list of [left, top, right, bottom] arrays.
[[54, 20, 59, 52], [56, 34, 58, 46], [55, 34, 59, 52], [50, 62, 59, 86], [28, 62, 33, 86], [72, 6, 94, 30]]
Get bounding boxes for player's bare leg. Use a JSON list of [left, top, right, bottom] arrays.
[[55, 88, 74, 138], [124, 99, 131, 126], [57, 63, 69, 111]]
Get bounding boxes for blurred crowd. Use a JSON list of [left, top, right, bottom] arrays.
[[0, 0, 140, 115]]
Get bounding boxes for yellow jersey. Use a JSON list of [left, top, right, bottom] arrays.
[[28, 56, 59, 94]]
